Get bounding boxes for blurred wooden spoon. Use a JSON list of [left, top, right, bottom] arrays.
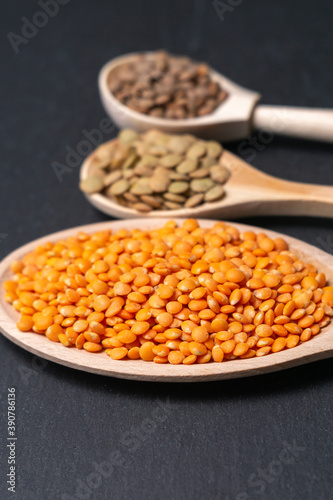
[[99, 52, 333, 143], [80, 144, 333, 220]]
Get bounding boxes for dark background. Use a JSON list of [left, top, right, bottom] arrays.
[[1, 1, 333, 499]]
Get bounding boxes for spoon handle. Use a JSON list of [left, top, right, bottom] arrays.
[[248, 177, 333, 218], [252, 105, 333, 143]]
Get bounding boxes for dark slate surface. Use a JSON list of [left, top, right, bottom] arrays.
[[0, 1, 333, 499]]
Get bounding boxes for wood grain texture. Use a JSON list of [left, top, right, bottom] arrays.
[[0, 219, 332, 382], [80, 148, 333, 220]]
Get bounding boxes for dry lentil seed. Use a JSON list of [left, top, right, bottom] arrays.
[[168, 350, 185, 364], [286, 334, 299, 348], [323, 290, 333, 307], [84, 331, 101, 343], [257, 337, 274, 347], [226, 269, 245, 283], [233, 342, 249, 356], [93, 295, 111, 312], [117, 330, 137, 344], [255, 324, 273, 337], [149, 174, 170, 193], [131, 202, 152, 213], [191, 326, 209, 343], [154, 355, 168, 363], [139, 342, 155, 361], [109, 179, 130, 196], [163, 193, 186, 203], [34, 313, 53, 331], [168, 181, 189, 194], [190, 178, 215, 193], [189, 341, 207, 356], [109, 347, 128, 359], [187, 142, 207, 159], [176, 159, 197, 174], [284, 323, 302, 334], [256, 346, 271, 356], [58, 333, 71, 347], [197, 352, 212, 363], [206, 141, 223, 158], [80, 176, 104, 194], [83, 342, 103, 353], [128, 347, 140, 359], [163, 201, 182, 210], [300, 328, 312, 342], [272, 337, 287, 352], [209, 165, 229, 184], [204, 185, 225, 202], [296, 314, 313, 329], [183, 354, 197, 364], [184, 193, 204, 208], [189, 168, 210, 179], [212, 345, 224, 362], [221, 339, 236, 354], [160, 154, 183, 168]]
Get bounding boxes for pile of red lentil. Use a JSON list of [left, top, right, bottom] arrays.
[[4, 220, 333, 364]]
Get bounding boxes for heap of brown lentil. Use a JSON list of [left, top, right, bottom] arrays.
[[108, 51, 228, 119], [4, 220, 333, 364]]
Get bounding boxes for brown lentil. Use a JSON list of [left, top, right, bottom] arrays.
[[107, 51, 228, 119]]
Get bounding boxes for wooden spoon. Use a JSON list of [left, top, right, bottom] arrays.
[[80, 145, 333, 220], [99, 52, 333, 143], [0, 219, 332, 382]]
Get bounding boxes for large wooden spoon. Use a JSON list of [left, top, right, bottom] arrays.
[[99, 52, 333, 143], [80, 146, 333, 220], [0, 219, 332, 382]]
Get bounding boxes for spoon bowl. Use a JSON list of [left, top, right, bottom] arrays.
[[99, 52, 260, 142], [0, 219, 332, 382], [99, 52, 333, 143], [80, 142, 333, 220]]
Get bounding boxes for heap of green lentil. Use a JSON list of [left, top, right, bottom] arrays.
[[80, 129, 230, 212]]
